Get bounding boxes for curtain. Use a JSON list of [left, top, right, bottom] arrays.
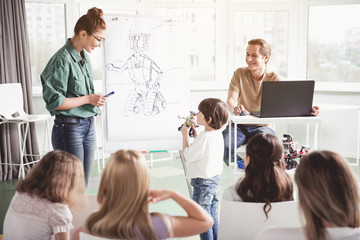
[[0, 0, 39, 180]]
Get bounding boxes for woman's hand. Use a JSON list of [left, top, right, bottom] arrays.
[[88, 94, 107, 107]]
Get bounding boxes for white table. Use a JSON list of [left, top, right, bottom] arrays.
[[228, 114, 322, 165]]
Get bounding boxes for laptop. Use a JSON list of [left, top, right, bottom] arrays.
[[250, 80, 315, 118]]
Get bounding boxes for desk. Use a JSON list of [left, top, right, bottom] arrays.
[[228, 114, 322, 165]]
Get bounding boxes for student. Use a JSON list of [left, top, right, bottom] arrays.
[[223, 133, 294, 218], [223, 38, 320, 166], [257, 150, 360, 240], [41, 7, 107, 184], [181, 98, 229, 240], [3, 150, 86, 240], [73, 150, 213, 240]]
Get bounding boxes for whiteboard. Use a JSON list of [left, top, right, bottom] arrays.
[[103, 15, 190, 153]]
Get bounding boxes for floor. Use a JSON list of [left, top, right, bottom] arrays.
[[1, 152, 359, 239]]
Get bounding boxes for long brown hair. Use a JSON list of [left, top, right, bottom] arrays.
[[236, 133, 293, 218], [295, 151, 360, 240], [16, 150, 85, 207], [74, 7, 106, 36], [85, 150, 168, 240]]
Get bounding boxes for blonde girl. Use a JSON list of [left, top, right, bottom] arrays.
[[74, 150, 213, 240]]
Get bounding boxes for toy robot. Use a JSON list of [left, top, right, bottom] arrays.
[[282, 134, 311, 170], [178, 111, 199, 137]]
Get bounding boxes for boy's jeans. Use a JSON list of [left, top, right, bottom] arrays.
[[52, 115, 95, 185], [191, 175, 220, 240]]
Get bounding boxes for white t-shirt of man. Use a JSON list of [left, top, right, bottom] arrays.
[[257, 226, 360, 240], [183, 129, 224, 179]]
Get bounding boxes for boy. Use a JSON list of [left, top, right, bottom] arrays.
[[181, 98, 229, 240]]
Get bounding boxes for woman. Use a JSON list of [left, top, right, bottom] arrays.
[[257, 151, 360, 240], [3, 150, 86, 240], [73, 150, 213, 240], [223, 133, 294, 218], [41, 7, 107, 184]]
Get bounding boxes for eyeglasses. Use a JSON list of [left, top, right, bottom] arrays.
[[91, 34, 105, 43]]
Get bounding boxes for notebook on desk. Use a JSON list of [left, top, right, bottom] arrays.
[[250, 80, 315, 118]]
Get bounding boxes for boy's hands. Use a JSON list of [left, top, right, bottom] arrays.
[[181, 121, 197, 138], [181, 123, 189, 136]]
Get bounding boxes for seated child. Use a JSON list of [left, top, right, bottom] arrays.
[[257, 150, 360, 240], [73, 150, 213, 240], [3, 150, 85, 240], [223, 133, 294, 218], [181, 97, 229, 240]]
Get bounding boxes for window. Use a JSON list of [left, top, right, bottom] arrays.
[[307, 4, 360, 83], [78, 3, 140, 82], [155, 7, 216, 81], [232, 11, 289, 77], [25, 2, 67, 86]]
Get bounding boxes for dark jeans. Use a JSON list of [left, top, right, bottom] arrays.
[[52, 115, 95, 185], [222, 124, 276, 166], [191, 175, 220, 240]]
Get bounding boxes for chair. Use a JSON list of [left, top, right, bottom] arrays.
[[0, 83, 51, 178], [79, 232, 114, 240], [71, 194, 99, 238], [218, 200, 301, 240]]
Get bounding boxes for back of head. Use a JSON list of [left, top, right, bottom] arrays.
[[74, 7, 106, 36], [295, 150, 360, 240], [85, 150, 157, 239], [16, 150, 85, 206], [236, 133, 294, 217], [198, 98, 229, 129]]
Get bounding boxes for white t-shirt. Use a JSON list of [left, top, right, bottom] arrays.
[[183, 129, 224, 179], [257, 226, 360, 240], [3, 192, 73, 240]]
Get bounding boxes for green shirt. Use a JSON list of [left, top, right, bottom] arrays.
[[41, 39, 100, 117]]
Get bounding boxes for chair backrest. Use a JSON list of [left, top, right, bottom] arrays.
[[71, 194, 99, 238], [79, 232, 114, 240], [0, 83, 25, 119], [218, 200, 302, 240]]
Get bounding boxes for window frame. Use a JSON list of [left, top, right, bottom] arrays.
[[27, 0, 360, 96], [302, 0, 360, 92], [227, 1, 297, 83], [26, 0, 74, 96]]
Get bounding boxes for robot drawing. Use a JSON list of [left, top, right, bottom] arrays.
[[106, 32, 166, 116]]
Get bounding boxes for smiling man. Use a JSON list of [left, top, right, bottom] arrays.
[[222, 38, 280, 166]]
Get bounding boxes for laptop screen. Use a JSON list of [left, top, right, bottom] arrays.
[[255, 80, 315, 118]]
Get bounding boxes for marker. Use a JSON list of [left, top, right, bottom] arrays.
[[105, 91, 115, 97], [149, 150, 168, 153]]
